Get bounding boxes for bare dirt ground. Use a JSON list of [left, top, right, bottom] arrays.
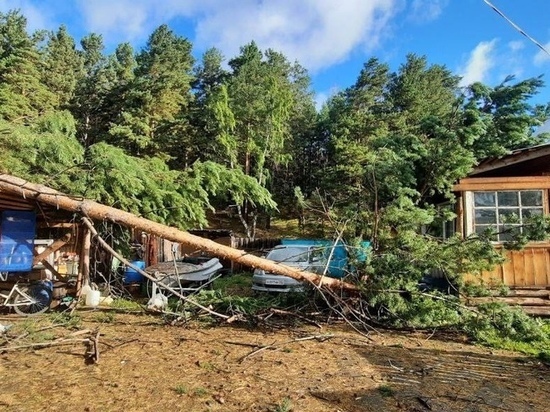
[[1, 309, 550, 412]]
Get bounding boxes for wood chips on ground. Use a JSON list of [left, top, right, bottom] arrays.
[[1, 310, 549, 412]]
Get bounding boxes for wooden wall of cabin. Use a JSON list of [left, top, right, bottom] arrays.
[[454, 176, 550, 288], [466, 245, 550, 287]]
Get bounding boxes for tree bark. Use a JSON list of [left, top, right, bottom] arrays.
[[0, 174, 358, 291]]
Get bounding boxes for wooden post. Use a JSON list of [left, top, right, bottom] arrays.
[[77, 225, 91, 292]]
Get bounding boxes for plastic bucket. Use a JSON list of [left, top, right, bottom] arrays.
[[85, 289, 100, 307], [124, 260, 146, 284]]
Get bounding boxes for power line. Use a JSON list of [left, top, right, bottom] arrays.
[[483, 0, 550, 58]]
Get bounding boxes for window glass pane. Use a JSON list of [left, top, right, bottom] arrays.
[[444, 220, 455, 238], [472, 190, 545, 242], [475, 209, 496, 224], [521, 191, 543, 206], [475, 225, 497, 241], [498, 208, 520, 223], [522, 208, 543, 219], [497, 192, 518, 206], [474, 192, 495, 207], [498, 225, 520, 242]]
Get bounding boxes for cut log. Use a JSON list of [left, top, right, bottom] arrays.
[[466, 296, 550, 306], [520, 306, 550, 316], [0, 174, 358, 291], [505, 289, 550, 298]]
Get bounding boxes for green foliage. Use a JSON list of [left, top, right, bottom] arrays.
[[108, 24, 194, 157], [212, 273, 253, 293], [272, 397, 293, 412], [110, 298, 144, 311], [40, 25, 83, 109], [173, 385, 188, 395], [378, 385, 395, 397], [47, 312, 82, 328], [190, 289, 275, 316], [0, 11, 57, 122], [463, 303, 546, 343], [94, 311, 116, 323]]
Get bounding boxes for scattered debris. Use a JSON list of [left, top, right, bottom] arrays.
[[0, 323, 12, 334], [147, 293, 168, 312]]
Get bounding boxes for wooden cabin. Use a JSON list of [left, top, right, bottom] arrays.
[[453, 143, 550, 314]]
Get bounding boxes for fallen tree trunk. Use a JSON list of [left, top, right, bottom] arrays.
[[0, 174, 358, 291]]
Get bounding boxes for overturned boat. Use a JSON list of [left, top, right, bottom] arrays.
[[144, 257, 223, 293]]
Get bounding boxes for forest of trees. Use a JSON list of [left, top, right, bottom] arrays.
[[4, 9, 550, 330], [1, 9, 548, 238]]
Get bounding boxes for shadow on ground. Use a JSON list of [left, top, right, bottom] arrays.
[[312, 342, 550, 412]]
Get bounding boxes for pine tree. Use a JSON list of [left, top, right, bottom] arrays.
[[108, 24, 194, 157], [41, 25, 83, 109], [0, 10, 56, 122]]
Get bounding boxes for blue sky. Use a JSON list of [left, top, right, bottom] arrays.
[[3, 0, 550, 110]]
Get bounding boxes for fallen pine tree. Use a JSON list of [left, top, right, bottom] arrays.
[[0, 174, 358, 292]]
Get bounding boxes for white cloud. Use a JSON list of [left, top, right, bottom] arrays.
[[0, 0, 54, 32], [508, 40, 524, 52], [459, 40, 497, 87], [408, 0, 448, 23], [533, 41, 550, 66], [74, 0, 401, 72]]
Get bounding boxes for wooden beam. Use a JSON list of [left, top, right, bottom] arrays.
[[77, 226, 91, 293], [37, 222, 77, 228], [32, 233, 72, 265], [454, 176, 550, 191], [470, 145, 550, 176], [466, 296, 550, 306], [521, 306, 550, 316]]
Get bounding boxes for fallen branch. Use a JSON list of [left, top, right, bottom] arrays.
[[238, 334, 335, 362], [268, 308, 323, 329], [86, 329, 100, 364], [1, 324, 68, 347], [0, 175, 358, 291], [0, 338, 91, 351], [238, 341, 277, 363]]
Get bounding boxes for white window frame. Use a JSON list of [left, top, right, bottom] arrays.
[[464, 189, 547, 242]]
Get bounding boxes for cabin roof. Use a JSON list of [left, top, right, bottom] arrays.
[[470, 142, 550, 177]]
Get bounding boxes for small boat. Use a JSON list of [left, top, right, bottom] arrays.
[[144, 257, 223, 292]]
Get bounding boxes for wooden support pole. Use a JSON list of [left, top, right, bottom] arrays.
[[77, 225, 91, 294]]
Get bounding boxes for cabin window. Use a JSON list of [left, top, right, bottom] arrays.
[[472, 190, 544, 241], [423, 203, 456, 240]]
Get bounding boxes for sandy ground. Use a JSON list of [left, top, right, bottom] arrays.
[[1, 309, 549, 412]]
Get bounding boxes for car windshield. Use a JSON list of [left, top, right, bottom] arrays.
[[266, 247, 309, 263]]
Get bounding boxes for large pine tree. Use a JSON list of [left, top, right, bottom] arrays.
[[0, 11, 56, 122]]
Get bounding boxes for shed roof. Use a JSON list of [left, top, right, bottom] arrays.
[[469, 142, 550, 178], [0, 177, 78, 224]]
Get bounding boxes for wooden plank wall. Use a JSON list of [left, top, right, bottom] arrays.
[[468, 246, 550, 287]]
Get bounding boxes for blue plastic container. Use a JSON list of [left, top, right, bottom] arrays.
[[0, 211, 36, 272], [123, 260, 145, 284]]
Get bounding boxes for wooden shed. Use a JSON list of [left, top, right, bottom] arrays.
[[453, 143, 550, 313], [0, 186, 92, 293]]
